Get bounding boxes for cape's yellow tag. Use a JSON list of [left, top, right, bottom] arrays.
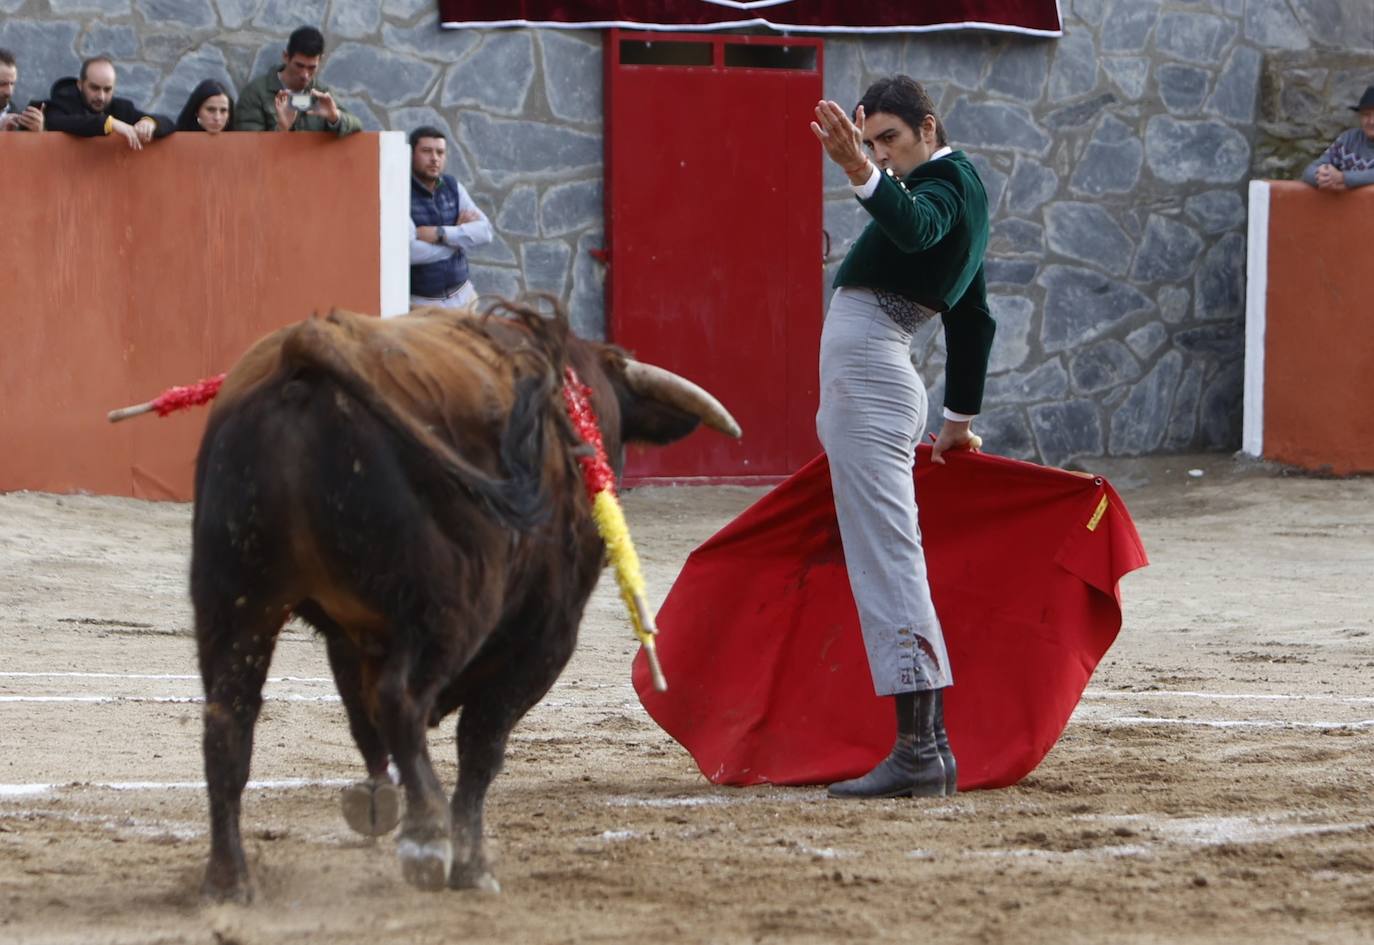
[[1087, 495, 1109, 532]]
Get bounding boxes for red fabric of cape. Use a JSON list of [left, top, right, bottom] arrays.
[[632, 448, 1148, 790]]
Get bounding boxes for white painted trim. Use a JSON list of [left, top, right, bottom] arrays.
[[379, 130, 411, 318], [438, 18, 1063, 38], [697, 0, 798, 10], [1243, 180, 1270, 458]]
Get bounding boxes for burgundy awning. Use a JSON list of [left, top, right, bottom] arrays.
[[439, 1, 1063, 36]]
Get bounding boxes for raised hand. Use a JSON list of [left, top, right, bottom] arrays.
[[810, 100, 869, 180], [312, 90, 340, 126], [273, 89, 298, 131]]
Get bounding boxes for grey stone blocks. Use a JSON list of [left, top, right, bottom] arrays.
[[13, 0, 1367, 464]]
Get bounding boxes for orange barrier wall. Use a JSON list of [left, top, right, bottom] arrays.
[[1252, 182, 1374, 475], [0, 132, 405, 500]]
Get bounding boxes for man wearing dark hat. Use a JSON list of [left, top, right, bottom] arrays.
[[1302, 85, 1374, 191]]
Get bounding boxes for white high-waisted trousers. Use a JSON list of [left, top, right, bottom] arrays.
[[409, 279, 478, 311], [815, 286, 952, 695]]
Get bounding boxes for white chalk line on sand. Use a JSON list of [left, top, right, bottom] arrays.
[[1074, 715, 1374, 730], [3, 679, 1371, 732], [1082, 689, 1374, 705], [5, 675, 1371, 704], [4, 692, 1371, 728], [7, 794, 1367, 867], [964, 816, 1374, 862], [10, 808, 206, 840], [0, 672, 331, 683], [7, 697, 1350, 728], [0, 694, 341, 704], [0, 777, 354, 800]]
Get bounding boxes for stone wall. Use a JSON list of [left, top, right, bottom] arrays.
[[3, 0, 1371, 465]]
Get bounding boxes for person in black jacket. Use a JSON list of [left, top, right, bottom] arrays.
[[45, 57, 173, 150]]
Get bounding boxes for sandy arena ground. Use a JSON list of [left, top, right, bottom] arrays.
[[1, 452, 1372, 945]]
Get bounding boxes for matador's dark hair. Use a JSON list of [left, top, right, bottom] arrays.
[[856, 75, 948, 147]]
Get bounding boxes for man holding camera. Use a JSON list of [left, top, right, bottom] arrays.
[[235, 26, 360, 135], [408, 126, 492, 309], [0, 48, 45, 132]]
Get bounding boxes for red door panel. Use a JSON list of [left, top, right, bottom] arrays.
[[606, 32, 823, 482]]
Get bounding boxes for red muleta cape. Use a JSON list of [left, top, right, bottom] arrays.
[[633, 447, 1148, 790]]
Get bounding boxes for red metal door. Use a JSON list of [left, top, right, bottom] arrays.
[[606, 31, 823, 483]]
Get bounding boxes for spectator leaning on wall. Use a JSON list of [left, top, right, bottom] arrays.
[[44, 57, 173, 150], [408, 125, 493, 309], [0, 48, 45, 131], [1302, 84, 1374, 192], [235, 25, 360, 136], [175, 79, 235, 134]]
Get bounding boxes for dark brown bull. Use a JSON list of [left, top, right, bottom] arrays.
[[192, 301, 739, 901]]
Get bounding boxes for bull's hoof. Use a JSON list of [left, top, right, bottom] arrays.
[[340, 779, 401, 837], [449, 867, 501, 894], [397, 836, 452, 891], [201, 871, 253, 905]]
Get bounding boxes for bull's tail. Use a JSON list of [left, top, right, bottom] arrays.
[[277, 318, 551, 531]]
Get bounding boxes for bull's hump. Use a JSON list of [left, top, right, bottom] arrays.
[[210, 326, 294, 413], [211, 309, 531, 433]]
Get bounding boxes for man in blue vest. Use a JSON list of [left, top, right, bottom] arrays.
[[409, 126, 492, 308]]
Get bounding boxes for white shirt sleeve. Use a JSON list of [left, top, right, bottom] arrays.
[[942, 408, 977, 422], [410, 216, 455, 265], [852, 147, 954, 200], [851, 163, 882, 200], [440, 183, 494, 250]]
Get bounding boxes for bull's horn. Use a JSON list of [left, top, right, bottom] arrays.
[[622, 361, 742, 439]]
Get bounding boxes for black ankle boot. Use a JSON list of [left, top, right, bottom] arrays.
[[933, 688, 957, 796], [828, 691, 946, 799]]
